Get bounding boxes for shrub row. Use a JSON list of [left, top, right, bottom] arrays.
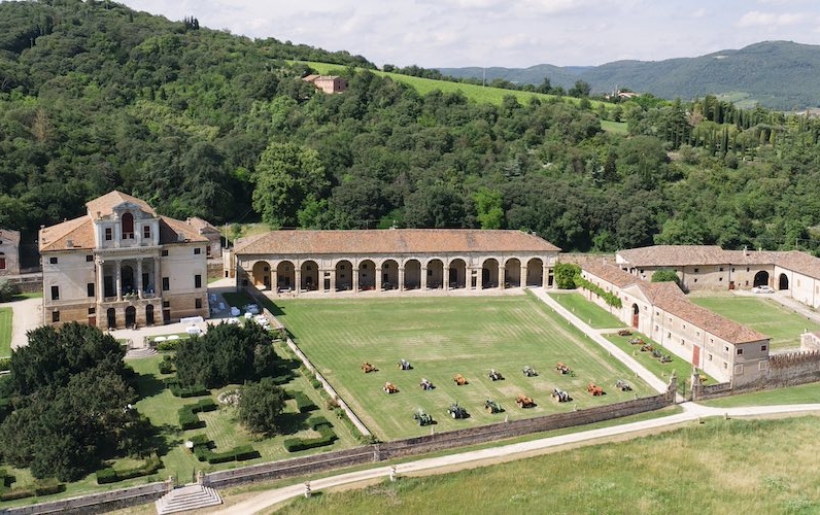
[[0, 357, 10, 371], [96, 455, 163, 484], [178, 398, 218, 430], [188, 434, 257, 464], [287, 390, 318, 413], [155, 340, 182, 351], [165, 379, 209, 398], [283, 416, 338, 452], [576, 275, 623, 309], [158, 356, 174, 375], [0, 478, 65, 501]]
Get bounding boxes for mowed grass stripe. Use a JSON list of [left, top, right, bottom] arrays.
[[276, 296, 655, 440]]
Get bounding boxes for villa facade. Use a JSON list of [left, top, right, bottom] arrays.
[[38, 191, 210, 329], [581, 262, 770, 385], [0, 228, 21, 276], [233, 229, 560, 295]]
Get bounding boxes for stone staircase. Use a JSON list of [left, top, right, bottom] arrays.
[[125, 347, 158, 359], [155, 484, 222, 514]]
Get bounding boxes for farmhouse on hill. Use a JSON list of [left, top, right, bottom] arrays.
[[302, 74, 347, 94], [38, 191, 211, 329], [233, 229, 560, 294], [0, 228, 21, 276]]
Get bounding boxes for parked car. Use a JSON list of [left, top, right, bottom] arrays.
[[752, 285, 774, 294]]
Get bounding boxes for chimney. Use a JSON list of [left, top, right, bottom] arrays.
[[743, 245, 748, 256]]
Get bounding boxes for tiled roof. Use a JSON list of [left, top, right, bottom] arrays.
[[583, 261, 638, 288], [186, 217, 220, 235], [0, 228, 21, 244], [86, 190, 155, 217], [235, 229, 560, 256], [39, 216, 94, 252], [774, 251, 820, 279], [617, 245, 779, 267], [159, 217, 209, 245]]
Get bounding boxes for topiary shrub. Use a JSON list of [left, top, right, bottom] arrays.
[[283, 417, 338, 452]]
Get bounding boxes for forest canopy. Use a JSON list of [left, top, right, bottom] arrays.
[[2, 1, 820, 254]]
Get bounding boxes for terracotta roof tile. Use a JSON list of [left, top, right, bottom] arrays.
[[583, 260, 638, 288], [774, 251, 820, 278], [234, 229, 560, 255], [159, 217, 209, 245], [85, 190, 155, 217], [0, 229, 21, 244], [617, 245, 779, 267], [39, 216, 95, 252]]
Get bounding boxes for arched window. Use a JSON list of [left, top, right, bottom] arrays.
[[122, 213, 134, 239]]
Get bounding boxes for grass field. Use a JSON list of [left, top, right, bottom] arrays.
[[273, 295, 656, 440], [548, 292, 623, 329], [298, 61, 629, 134], [690, 296, 820, 350], [277, 415, 820, 515], [0, 307, 11, 356], [701, 381, 820, 408]]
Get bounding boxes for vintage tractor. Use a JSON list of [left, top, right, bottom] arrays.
[[629, 338, 645, 345], [488, 369, 504, 381], [640, 343, 654, 353], [484, 399, 503, 414], [522, 366, 538, 377], [587, 383, 604, 396], [453, 374, 468, 386], [413, 409, 433, 426], [419, 378, 435, 390], [361, 362, 377, 373], [615, 379, 632, 392], [398, 359, 413, 371], [383, 382, 399, 394], [617, 329, 632, 336], [515, 394, 535, 408], [660, 354, 673, 364], [551, 388, 571, 402], [651, 348, 663, 359], [556, 362, 574, 376], [447, 402, 468, 419]]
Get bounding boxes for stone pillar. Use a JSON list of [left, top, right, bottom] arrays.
[[353, 268, 359, 293], [137, 259, 144, 299], [154, 256, 161, 297], [543, 265, 550, 288], [295, 269, 302, 295], [376, 267, 383, 292], [521, 265, 528, 288], [329, 270, 336, 293], [398, 267, 405, 292], [444, 266, 450, 291], [271, 270, 278, 292], [115, 261, 122, 301], [498, 265, 506, 290], [96, 259, 105, 302], [476, 267, 483, 290], [421, 267, 428, 290]]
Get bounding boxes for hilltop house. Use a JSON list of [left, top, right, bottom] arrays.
[[580, 261, 770, 385], [302, 74, 347, 94], [233, 229, 560, 294], [38, 191, 210, 329], [0, 228, 21, 276]]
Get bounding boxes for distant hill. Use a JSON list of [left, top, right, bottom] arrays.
[[438, 41, 820, 110]]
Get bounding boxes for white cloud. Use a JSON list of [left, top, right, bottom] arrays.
[[736, 10, 804, 27]]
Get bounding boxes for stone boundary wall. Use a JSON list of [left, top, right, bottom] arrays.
[[2, 481, 168, 515], [206, 394, 670, 489], [2, 273, 42, 293]]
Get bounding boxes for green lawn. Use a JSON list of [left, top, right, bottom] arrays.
[[0, 307, 11, 357], [277, 415, 820, 515], [548, 292, 624, 329], [701, 381, 820, 408], [690, 296, 820, 350], [273, 295, 657, 441], [604, 331, 714, 387]]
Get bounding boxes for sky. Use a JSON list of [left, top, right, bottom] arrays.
[[117, 0, 820, 68]]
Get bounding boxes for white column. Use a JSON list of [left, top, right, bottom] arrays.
[[521, 264, 528, 287], [476, 267, 483, 290], [499, 265, 506, 290], [137, 259, 144, 299], [376, 267, 383, 292], [444, 266, 450, 291], [398, 267, 405, 292], [96, 259, 105, 302], [295, 270, 302, 295], [115, 261, 122, 301], [353, 268, 359, 293], [329, 269, 336, 292], [421, 267, 428, 290]]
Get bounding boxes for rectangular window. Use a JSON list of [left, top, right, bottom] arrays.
[[88, 307, 95, 315], [761, 345, 768, 352], [105, 228, 112, 241], [0, 257, 5, 270], [86, 255, 93, 262], [694, 268, 699, 273], [206, 245, 212, 257], [194, 248, 201, 255], [162, 277, 170, 291], [52, 311, 60, 323], [195, 274, 202, 288], [693, 278, 698, 283], [143, 225, 151, 239], [708, 354, 713, 361], [87, 283, 95, 298], [49, 257, 58, 264], [719, 267, 724, 272], [162, 301, 170, 308], [161, 249, 169, 257], [51, 285, 59, 300], [737, 348, 744, 355], [195, 298, 202, 309]]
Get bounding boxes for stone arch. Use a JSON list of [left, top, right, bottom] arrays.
[[778, 273, 789, 291], [505, 258, 521, 288], [251, 261, 272, 289], [631, 303, 640, 328], [526, 258, 544, 286], [125, 306, 136, 329], [359, 259, 376, 290], [121, 212, 134, 239], [404, 259, 421, 290], [106, 307, 116, 330], [482, 258, 499, 289], [301, 260, 319, 291], [335, 260, 353, 291], [145, 304, 155, 326], [381, 259, 399, 290], [427, 259, 444, 289], [448, 258, 466, 289], [277, 261, 295, 291], [753, 270, 769, 288]]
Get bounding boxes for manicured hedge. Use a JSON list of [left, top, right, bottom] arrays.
[[283, 416, 338, 452], [165, 379, 209, 398], [0, 478, 65, 501], [178, 398, 218, 430], [158, 356, 174, 374], [188, 435, 257, 464], [96, 455, 163, 485], [287, 390, 318, 413]]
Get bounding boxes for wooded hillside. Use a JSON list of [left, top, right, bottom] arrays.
[[2, 1, 820, 255]]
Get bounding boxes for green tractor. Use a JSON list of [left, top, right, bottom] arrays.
[[447, 402, 468, 419], [484, 399, 503, 414], [413, 409, 434, 426]]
